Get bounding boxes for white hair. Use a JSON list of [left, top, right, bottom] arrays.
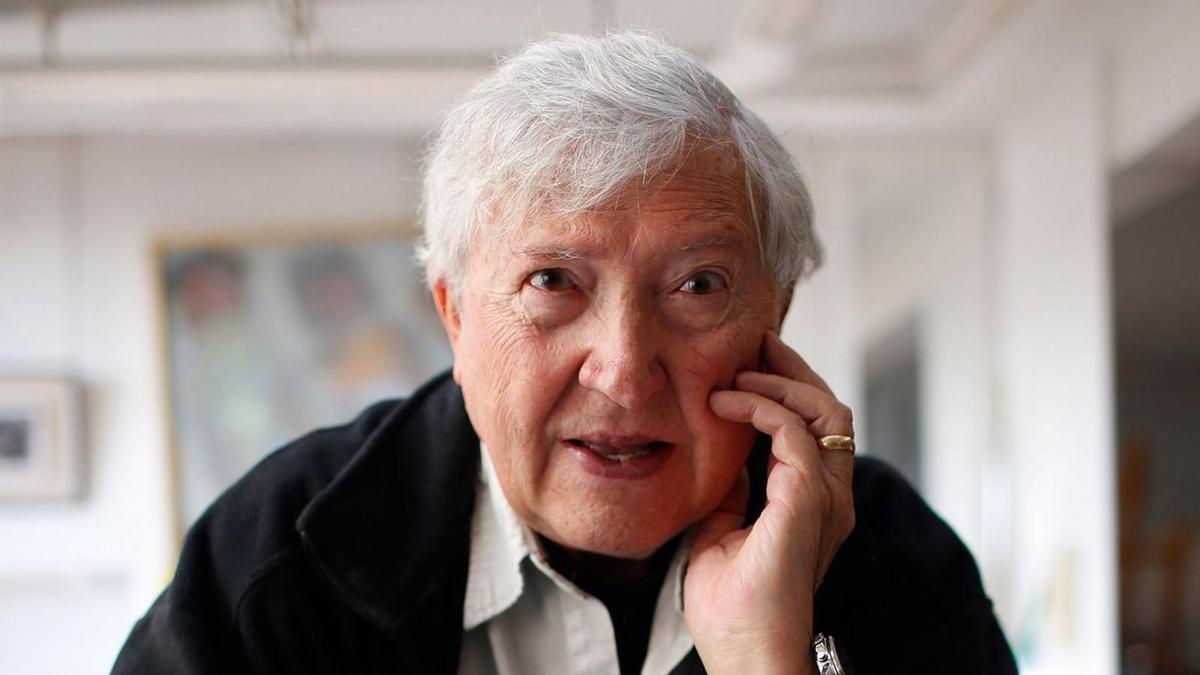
[[419, 30, 822, 291]]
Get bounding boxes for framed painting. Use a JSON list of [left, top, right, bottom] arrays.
[[157, 230, 453, 532], [0, 377, 82, 499]]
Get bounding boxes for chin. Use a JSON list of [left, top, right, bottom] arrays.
[[564, 535, 671, 561], [547, 503, 687, 560]]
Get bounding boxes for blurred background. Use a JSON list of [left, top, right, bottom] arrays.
[[0, 0, 1197, 673]]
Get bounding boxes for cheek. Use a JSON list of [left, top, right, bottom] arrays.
[[455, 295, 579, 486], [671, 318, 765, 402], [668, 280, 777, 393], [668, 317, 770, 499]]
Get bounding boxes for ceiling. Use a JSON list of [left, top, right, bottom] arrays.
[[1111, 113, 1200, 224], [2, 0, 1192, 224], [0, 0, 1021, 137], [0, 0, 1008, 73]]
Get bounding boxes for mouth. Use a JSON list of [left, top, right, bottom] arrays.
[[566, 437, 672, 456], [563, 433, 675, 479]]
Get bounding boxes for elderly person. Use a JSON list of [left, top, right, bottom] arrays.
[[114, 32, 1016, 675]]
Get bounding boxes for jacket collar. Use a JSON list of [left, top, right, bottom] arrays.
[[294, 372, 480, 642]]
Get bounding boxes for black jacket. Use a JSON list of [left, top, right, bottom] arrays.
[[113, 371, 1017, 674]]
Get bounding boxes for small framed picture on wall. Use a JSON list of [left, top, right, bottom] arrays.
[[0, 378, 82, 499]]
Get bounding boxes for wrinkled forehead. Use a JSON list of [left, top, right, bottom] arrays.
[[487, 144, 757, 251], [609, 144, 749, 213]]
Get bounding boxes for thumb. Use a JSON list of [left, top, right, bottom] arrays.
[[692, 467, 751, 554]]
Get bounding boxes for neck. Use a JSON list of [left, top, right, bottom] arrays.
[[540, 535, 680, 591]]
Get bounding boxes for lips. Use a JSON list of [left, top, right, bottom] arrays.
[[567, 434, 669, 459], [563, 433, 674, 479]]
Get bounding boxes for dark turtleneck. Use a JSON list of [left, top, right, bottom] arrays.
[[542, 535, 683, 675]]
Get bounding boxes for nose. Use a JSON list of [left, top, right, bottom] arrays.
[[577, 295, 667, 409]]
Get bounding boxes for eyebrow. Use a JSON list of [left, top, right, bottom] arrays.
[[517, 247, 585, 261], [679, 237, 743, 253]]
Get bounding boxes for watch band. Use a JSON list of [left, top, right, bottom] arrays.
[[813, 633, 850, 675]]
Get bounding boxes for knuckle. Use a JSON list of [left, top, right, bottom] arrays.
[[836, 403, 854, 429], [779, 410, 807, 436], [782, 388, 803, 412], [745, 397, 760, 416], [777, 427, 806, 458]]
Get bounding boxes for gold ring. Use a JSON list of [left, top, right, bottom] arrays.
[[818, 434, 855, 452]]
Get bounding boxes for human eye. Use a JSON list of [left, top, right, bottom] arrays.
[[677, 270, 729, 295], [527, 268, 578, 292]]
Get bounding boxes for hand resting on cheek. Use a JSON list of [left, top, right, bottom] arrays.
[[685, 330, 857, 675]]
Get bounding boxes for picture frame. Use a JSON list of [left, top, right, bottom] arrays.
[[156, 228, 453, 536], [0, 377, 82, 499]]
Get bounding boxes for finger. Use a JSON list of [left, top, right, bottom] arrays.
[[820, 442, 855, 491], [731, 370, 855, 487], [761, 331, 834, 396], [733, 371, 854, 438], [709, 389, 819, 476], [713, 390, 849, 577], [692, 467, 750, 554], [724, 369, 859, 492]]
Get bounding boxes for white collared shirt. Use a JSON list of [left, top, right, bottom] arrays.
[[457, 445, 697, 675]]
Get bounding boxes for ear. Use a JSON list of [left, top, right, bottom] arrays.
[[429, 271, 464, 383]]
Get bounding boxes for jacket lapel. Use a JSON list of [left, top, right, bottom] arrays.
[[294, 372, 480, 670]]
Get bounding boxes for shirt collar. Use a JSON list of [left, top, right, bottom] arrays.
[[462, 443, 694, 630], [462, 444, 534, 629]]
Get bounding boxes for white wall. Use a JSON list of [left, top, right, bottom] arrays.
[[851, 143, 995, 582], [781, 140, 863, 417], [0, 134, 420, 673], [994, 57, 1116, 674]]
